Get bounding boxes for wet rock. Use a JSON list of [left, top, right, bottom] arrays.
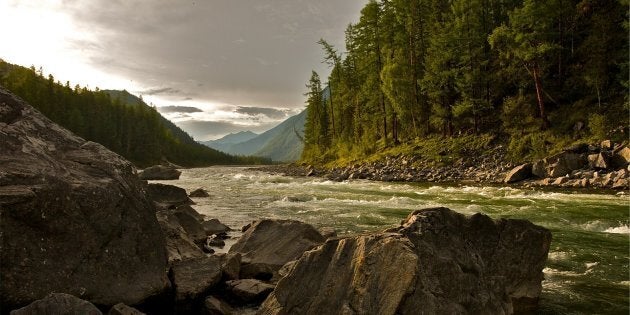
[[203, 296, 234, 315], [260, 208, 551, 315], [225, 279, 275, 303], [108, 303, 145, 315], [138, 165, 181, 180], [10, 293, 102, 315], [229, 219, 325, 279], [203, 219, 232, 236], [189, 188, 210, 198], [147, 183, 194, 209], [171, 256, 223, 303], [0, 88, 169, 309], [504, 163, 533, 183]]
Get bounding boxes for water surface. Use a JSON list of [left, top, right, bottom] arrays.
[[156, 166, 629, 314]]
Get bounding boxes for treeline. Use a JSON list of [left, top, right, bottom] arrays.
[[0, 61, 269, 167], [303, 0, 628, 162]]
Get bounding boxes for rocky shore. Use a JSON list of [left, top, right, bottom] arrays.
[[1, 87, 552, 314], [254, 141, 629, 191]]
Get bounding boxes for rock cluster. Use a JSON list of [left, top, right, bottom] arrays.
[[260, 207, 551, 315], [504, 141, 629, 189], [146, 185, 231, 262], [0, 87, 170, 311], [256, 146, 512, 184]]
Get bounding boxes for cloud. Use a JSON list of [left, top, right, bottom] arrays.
[[57, 0, 368, 108], [138, 87, 181, 96], [235, 106, 291, 119], [157, 105, 203, 113]]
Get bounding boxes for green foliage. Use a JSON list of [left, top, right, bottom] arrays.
[[302, 0, 628, 166], [0, 61, 270, 167], [588, 113, 608, 140]]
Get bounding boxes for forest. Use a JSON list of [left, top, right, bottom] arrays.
[[303, 0, 629, 164], [0, 61, 269, 167]]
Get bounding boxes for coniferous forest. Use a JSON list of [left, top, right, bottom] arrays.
[[0, 61, 269, 167], [303, 0, 629, 164]]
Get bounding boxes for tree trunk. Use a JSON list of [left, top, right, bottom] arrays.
[[532, 64, 550, 129], [328, 86, 336, 142]]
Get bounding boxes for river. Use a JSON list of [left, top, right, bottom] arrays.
[[155, 166, 629, 314]]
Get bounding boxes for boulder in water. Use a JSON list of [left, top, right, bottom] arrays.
[[203, 296, 234, 315], [260, 207, 551, 315], [147, 183, 194, 209], [189, 188, 210, 198], [138, 165, 181, 180], [0, 88, 169, 309]]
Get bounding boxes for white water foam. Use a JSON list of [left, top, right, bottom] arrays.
[[603, 224, 630, 234]]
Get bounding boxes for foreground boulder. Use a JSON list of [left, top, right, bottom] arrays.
[[138, 165, 181, 180], [0, 88, 169, 310], [228, 219, 325, 279], [260, 207, 551, 315], [10, 293, 102, 315]]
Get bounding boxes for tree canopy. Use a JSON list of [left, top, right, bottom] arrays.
[[302, 0, 628, 163]]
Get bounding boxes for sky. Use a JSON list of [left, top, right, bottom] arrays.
[[0, 0, 367, 140]]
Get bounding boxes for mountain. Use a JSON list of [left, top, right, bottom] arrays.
[[201, 110, 306, 162], [201, 131, 259, 153], [0, 61, 269, 167]]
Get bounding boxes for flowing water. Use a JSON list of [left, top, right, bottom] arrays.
[[155, 166, 629, 314]]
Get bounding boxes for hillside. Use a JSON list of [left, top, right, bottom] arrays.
[[201, 110, 306, 162], [0, 60, 268, 167], [202, 131, 259, 153]]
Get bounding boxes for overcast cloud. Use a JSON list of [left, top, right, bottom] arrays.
[[1, 0, 367, 140]]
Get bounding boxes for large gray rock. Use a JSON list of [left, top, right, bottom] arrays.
[[10, 293, 102, 315], [156, 210, 205, 264], [138, 165, 181, 180], [504, 163, 532, 183], [0, 88, 169, 310], [548, 152, 587, 177], [228, 219, 325, 279], [260, 207, 551, 315], [171, 256, 223, 302]]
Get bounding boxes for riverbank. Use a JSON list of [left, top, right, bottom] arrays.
[[255, 141, 630, 191]]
